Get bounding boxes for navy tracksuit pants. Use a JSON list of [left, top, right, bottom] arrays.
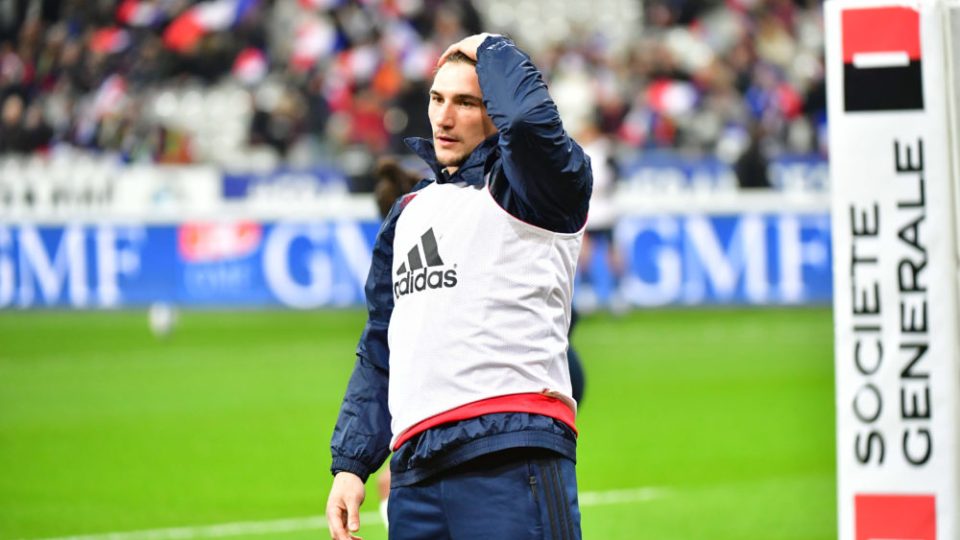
[[388, 450, 581, 540]]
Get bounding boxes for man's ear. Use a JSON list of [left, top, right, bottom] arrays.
[[483, 113, 497, 137]]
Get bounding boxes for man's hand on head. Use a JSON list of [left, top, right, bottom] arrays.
[[438, 33, 500, 66]]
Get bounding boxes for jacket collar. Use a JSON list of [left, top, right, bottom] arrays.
[[404, 135, 499, 187]]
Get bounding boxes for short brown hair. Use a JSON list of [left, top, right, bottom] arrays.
[[434, 51, 477, 77], [443, 51, 476, 66]]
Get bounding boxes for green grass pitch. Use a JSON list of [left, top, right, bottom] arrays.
[[0, 307, 836, 539]]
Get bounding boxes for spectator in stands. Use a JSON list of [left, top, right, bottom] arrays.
[[251, 83, 306, 159], [0, 93, 26, 153], [21, 99, 53, 152], [735, 121, 772, 189]]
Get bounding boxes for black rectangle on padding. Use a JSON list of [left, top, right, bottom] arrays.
[[844, 61, 923, 112]]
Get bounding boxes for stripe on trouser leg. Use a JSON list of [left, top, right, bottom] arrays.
[[539, 460, 563, 540], [551, 460, 576, 540], [540, 459, 573, 540]]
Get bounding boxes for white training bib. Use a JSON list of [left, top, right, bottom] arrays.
[[387, 178, 582, 448]]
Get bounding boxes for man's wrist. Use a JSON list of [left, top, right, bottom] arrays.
[[330, 457, 371, 482]]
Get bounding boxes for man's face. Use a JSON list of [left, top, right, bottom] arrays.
[[428, 61, 497, 172]]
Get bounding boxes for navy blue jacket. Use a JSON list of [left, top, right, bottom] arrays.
[[330, 35, 592, 487]]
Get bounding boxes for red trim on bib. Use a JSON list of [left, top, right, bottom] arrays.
[[399, 192, 418, 209], [393, 393, 577, 450]]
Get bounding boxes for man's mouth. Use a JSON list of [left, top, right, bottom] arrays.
[[435, 134, 459, 147]]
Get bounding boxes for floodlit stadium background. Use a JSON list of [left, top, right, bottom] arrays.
[[0, 1, 835, 539]]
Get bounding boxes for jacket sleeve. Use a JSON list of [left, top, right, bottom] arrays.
[[329, 202, 400, 482], [475, 35, 592, 232]]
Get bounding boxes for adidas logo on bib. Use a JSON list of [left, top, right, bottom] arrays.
[[394, 228, 458, 299]]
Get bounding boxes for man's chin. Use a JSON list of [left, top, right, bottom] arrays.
[[435, 151, 466, 169]]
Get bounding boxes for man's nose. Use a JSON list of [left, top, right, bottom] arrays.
[[436, 103, 454, 127]]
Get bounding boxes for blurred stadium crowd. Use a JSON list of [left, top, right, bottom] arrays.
[[0, 0, 825, 189]]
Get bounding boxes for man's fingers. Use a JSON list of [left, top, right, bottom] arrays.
[[327, 497, 361, 540], [437, 44, 461, 66], [346, 490, 364, 532], [437, 34, 496, 66], [327, 504, 363, 540], [326, 472, 365, 540], [326, 504, 348, 540]]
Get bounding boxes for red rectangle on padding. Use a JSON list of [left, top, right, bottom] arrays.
[[842, 7, 921, 62], [855, 494, 936, 540]]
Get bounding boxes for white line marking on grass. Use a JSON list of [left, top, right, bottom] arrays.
[[579, 486, 669, 506], [17, 514, 353, 540], [25, 487, 666, 540]]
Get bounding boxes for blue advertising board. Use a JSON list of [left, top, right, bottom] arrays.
[[0, 213, 832, 309], [605, 213, 831, 306], [0, 221, 378, 309], [222, 167, 350, 200]]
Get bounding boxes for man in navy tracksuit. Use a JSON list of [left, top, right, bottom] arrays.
[[326, 33, 592, 540]]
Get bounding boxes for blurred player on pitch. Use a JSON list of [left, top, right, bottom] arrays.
[[326, 33, 592, 540]]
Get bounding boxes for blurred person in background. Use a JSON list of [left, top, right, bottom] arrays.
[[734, 120, 772, 189], [575, 115, 625, 311], [326, 33, 591, 540], [0, 93, 25, 152], [20, 98, 53, 151], [372, 157, 420, 218]]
